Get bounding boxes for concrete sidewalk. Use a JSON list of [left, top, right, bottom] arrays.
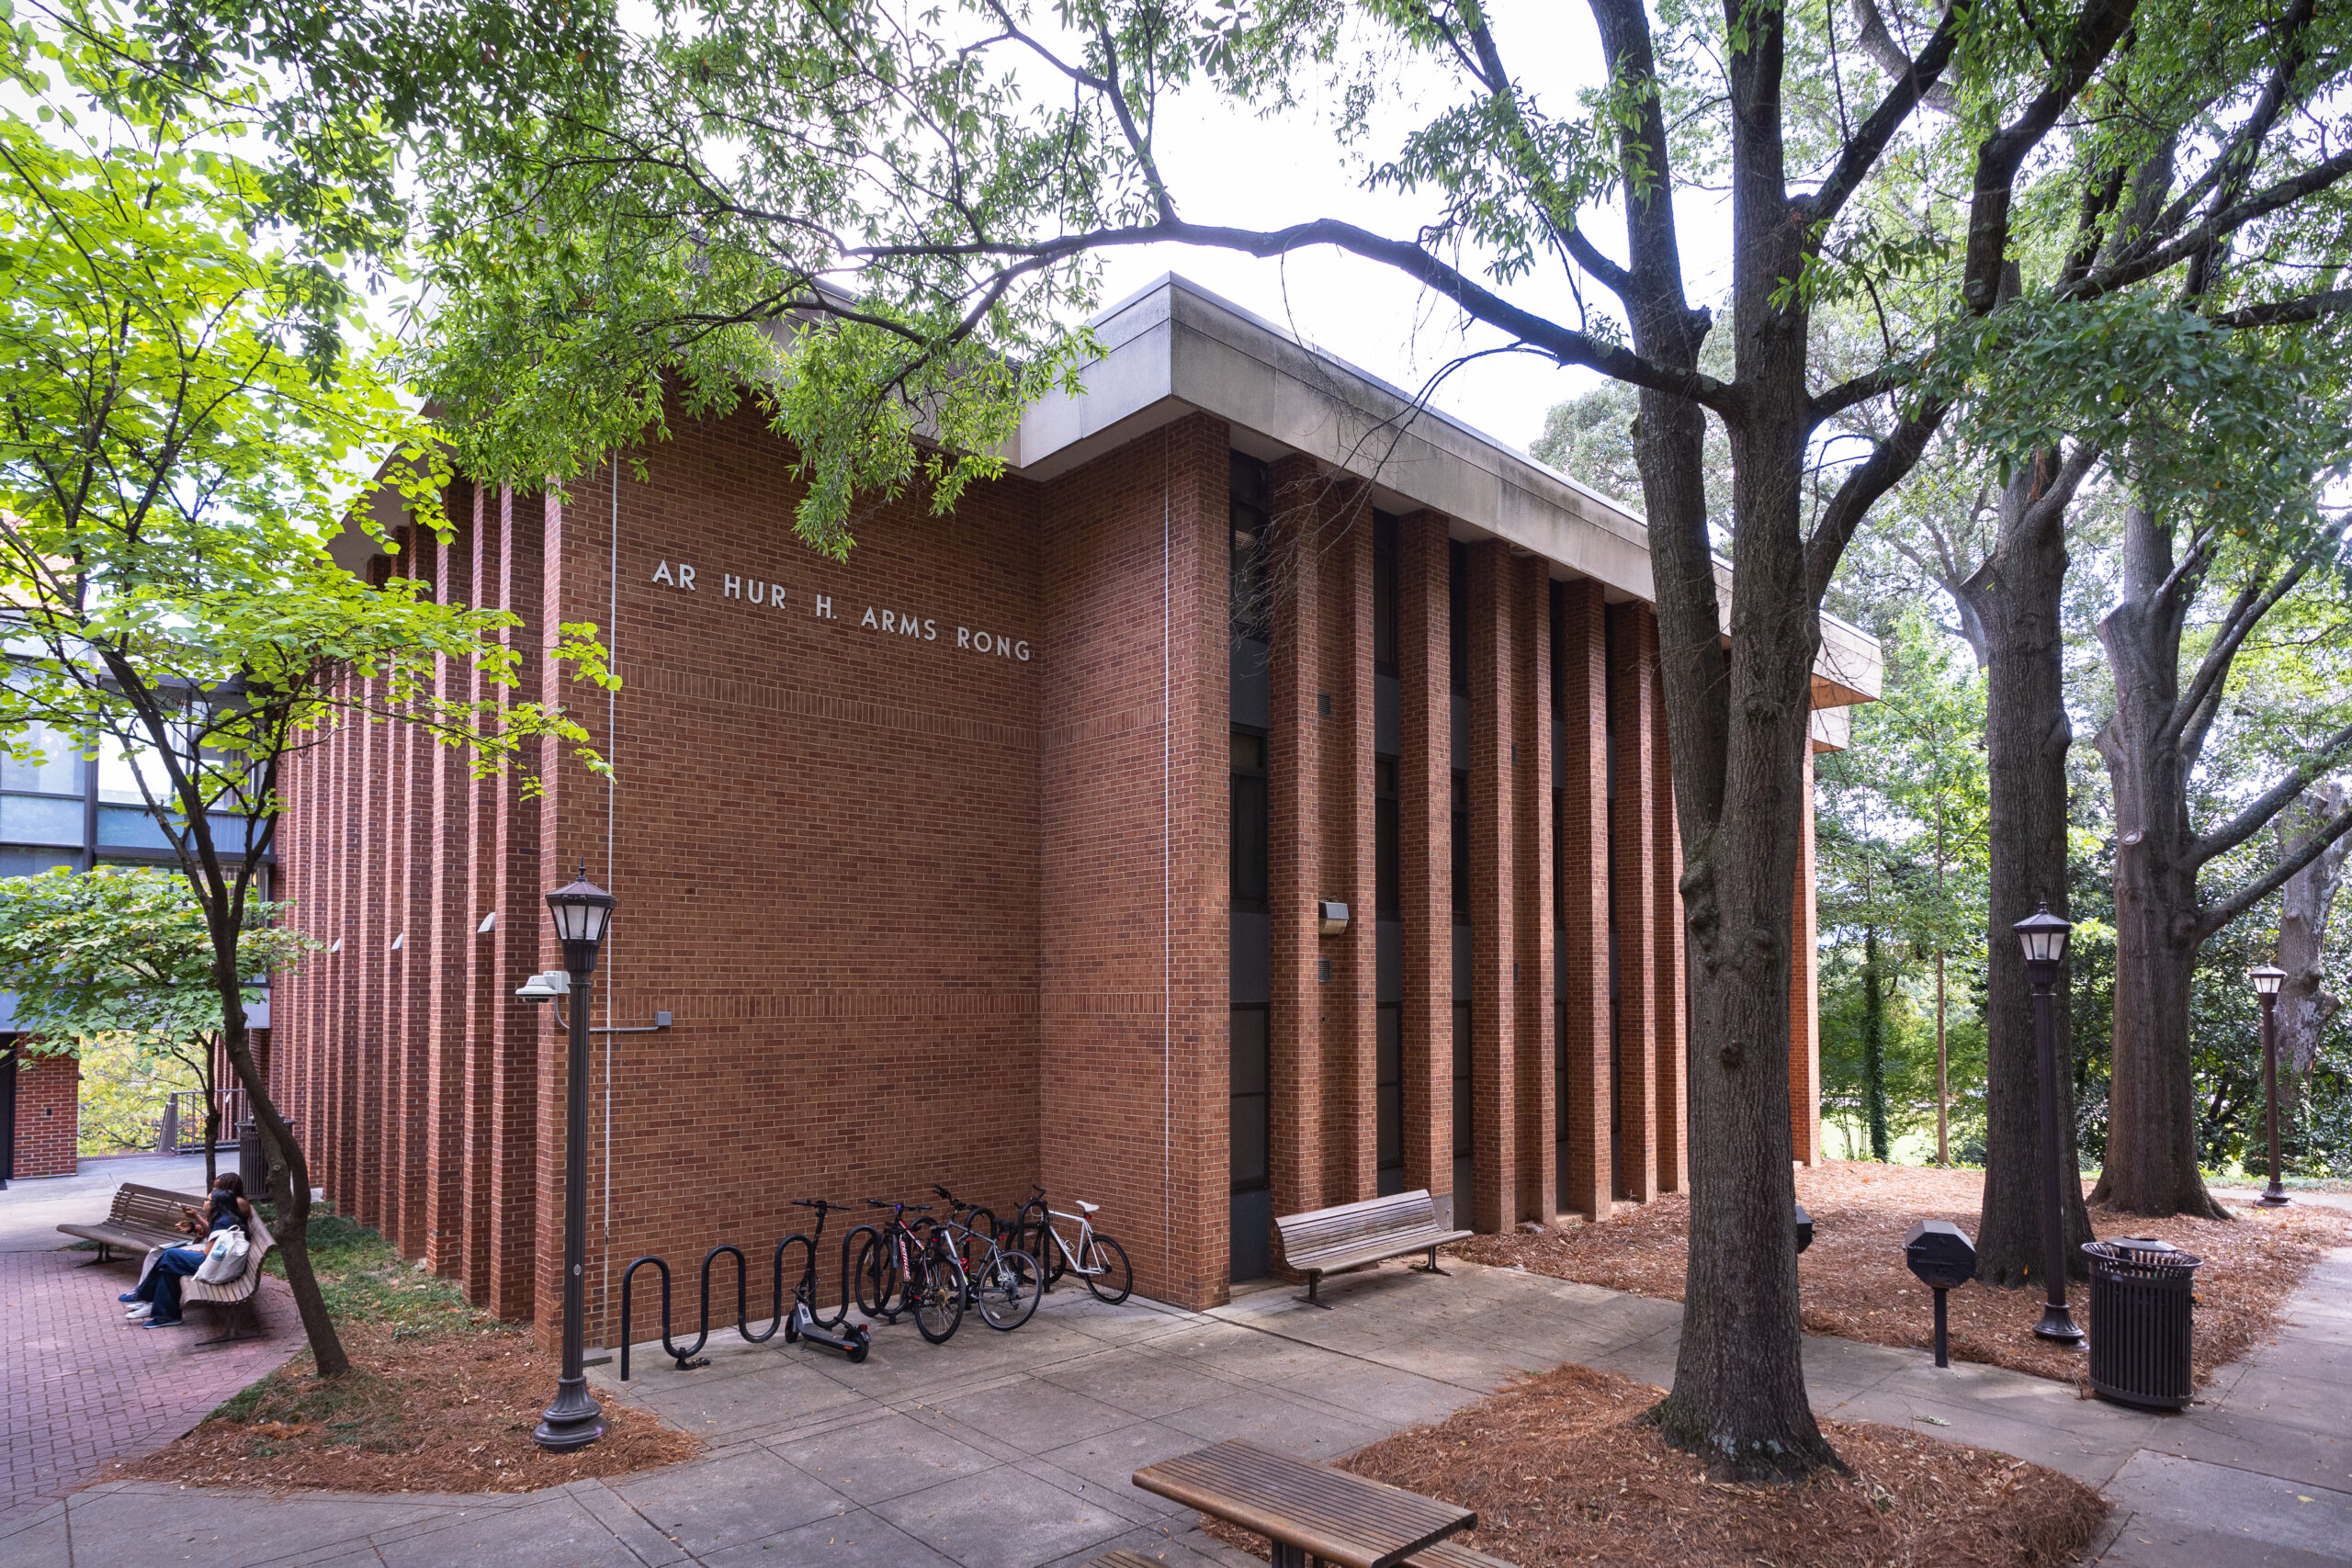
[[1, 1245, 2344, 1567]]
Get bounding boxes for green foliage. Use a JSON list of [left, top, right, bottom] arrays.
[[266, 1202, 486, 1334], [0, 21, 616, 855], [72, 1031, 198, 1153], [0, 866, 310, 1057], [1815, 611, 1993, 1163]]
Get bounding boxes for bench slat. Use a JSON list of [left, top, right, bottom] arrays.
[[1289, 1229, 1471, 1273], [1406, 1538, 1517, 1568]]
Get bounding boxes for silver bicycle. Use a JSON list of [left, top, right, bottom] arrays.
[[1015, 1185, 1132, 1304], [931, 1185, 1043, 1331]]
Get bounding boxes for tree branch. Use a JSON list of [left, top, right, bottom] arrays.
[[1962, 0, 2142, 312], [2166, 560, 2307, 761], [2211, 288, 2352, 330], [1806, 402, 1950, 603], [2066, 147, 2352, 303], [2192, 718, 2352, 871], [2200, 795, 2352, 938], [1803, 0, 1970, 227], [853, 216, 1737, 411]]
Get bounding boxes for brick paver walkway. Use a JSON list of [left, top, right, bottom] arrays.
[[1, 1248, 293, 1527]]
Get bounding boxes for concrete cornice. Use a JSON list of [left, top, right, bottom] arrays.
[[1010, 274, 1881, 713]]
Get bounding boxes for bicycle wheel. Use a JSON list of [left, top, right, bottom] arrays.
[[974, 1248, 1042, 1331], [912, 1234, 966, 1344], [1081, 1233, 1133, 1304]]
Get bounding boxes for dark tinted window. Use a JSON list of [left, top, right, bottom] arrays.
[[1231, 731, 1267, 908]]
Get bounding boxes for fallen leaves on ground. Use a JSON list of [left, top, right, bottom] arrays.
[[103, 1321, 696, 1495], [1205, 1362, 2108, 1568], [1460, 1161, 2348, 1389]]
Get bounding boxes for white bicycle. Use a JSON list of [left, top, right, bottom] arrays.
[[1012, 1185, 1133, 1304]]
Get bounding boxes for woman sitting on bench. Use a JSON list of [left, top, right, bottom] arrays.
[[121, 1172, 252, 1329]]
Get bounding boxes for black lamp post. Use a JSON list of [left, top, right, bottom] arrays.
[[2016, 900, 2084, 1346], [535, 864, 616, 1452], [2251, 964, 2290, 1208]]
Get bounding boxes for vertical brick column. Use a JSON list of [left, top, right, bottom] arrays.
[[1790, 741, 1823, 1166], [393, 543, 431, 1255], [1555, 581, 1611, 1221], [1395, 511, 1453, 1205], [1463, 541, 1515, 1235], [329, 684, 359, 1215], [424, 505, 474, 1274], [1266, 455, 1324, 1226], [355, 661, 390, 1230], [1511, 555, 1555, 1224], [486, 487, 547, 1319], [1651, 653, 1688, 1194], [1607, 601, 1657, 1204], [537, 483, 603, 1348], [1323, 482, 1378, 1203]]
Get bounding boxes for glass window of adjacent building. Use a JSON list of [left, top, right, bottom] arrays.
[[1, 722, 81, 796]]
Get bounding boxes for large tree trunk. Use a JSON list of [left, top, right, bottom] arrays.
[[1588, 0, 1837, 1479], [1961, 458, 2098, 1283], [2087, 499, 2227, 1220], [2277, 784, 2346, 1098]]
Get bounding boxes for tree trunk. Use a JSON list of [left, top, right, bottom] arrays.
[[2086, 498, 2226, 1220], [1590, 0, 1837, 1478], [1961, 458, 2098, 1282], [2276, 785, 2346, 1101], [215, 952, 350, 1377], [1863, 926, 1889, 1160]]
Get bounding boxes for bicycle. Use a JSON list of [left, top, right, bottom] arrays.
[[853, 1200, 966, 1343], [1012, 1184, 1133, 1305], [780, 1198, 871, 1362], [933, 1184, 1043, 1331]]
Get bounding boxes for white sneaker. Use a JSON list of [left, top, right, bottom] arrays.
[[125, 1303, 152, 1320]]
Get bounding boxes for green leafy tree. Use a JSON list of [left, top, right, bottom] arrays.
[[0, 25, 613, 1377], [0, 866, 314, 1186]]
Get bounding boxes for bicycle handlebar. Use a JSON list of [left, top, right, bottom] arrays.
[[791, 1198, 848, 1212]]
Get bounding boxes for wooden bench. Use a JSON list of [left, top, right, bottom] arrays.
[[180, 1212, 276, 1344], [55, 1182, 208, 1264], [1096, 1530, 1514, 1568], [1274, 1190, 1471, 1307], [1134, 1438, 1475, 1568]]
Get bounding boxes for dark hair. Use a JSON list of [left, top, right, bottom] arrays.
[[212, 1172, 245, 1197]]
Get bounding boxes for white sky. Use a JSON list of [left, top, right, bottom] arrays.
[[1053, 9, 1737, 457]]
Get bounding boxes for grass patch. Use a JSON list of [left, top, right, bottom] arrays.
[[259, 1201, 485, 1335]]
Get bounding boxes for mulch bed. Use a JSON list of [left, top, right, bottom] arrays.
[[1204, 1362, 2107, 1568], [104, 1321, 697, 1495], [1460, 1161, 2350, 1389]]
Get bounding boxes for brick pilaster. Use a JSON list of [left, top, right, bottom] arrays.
[[424, 503, 473, 1274], [1607, 600, 1657, 1204], [1555, 581, 1611, 1221], [1267, 454, 1324, 1226], [487, 487, 546, 1320], [394, 542, 432, 1255], [1396, 511, 1453, 1205], [1464, 542, 1515, 1235], [1512, 555, 1555, 1224], [1324, 482, 1378, 1204]]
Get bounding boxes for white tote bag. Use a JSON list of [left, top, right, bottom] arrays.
[[195, 1227, 250, 1284]]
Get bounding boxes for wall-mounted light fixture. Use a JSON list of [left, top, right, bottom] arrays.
[[1317, 900, 1350, 937]]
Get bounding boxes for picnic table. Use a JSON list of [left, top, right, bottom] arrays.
[[1132, 1438, 1476, 1568]]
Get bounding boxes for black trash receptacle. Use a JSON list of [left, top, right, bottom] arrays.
[[2083, 1237, 2201, 1410]]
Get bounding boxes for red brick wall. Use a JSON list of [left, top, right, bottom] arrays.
[[9, 1051, 78, 1178], [1556, 581, 1612, 1220], [1038, 412, 1229, 1307]]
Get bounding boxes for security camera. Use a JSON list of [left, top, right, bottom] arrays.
[[514, 970, 571, 1003]]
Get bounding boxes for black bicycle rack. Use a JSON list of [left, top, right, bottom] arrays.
[[617, 1224, 873, 1380]]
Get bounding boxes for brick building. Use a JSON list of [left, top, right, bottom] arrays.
[[270, 276, 1878, 1344]]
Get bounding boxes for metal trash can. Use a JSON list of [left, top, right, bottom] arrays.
[[2083, 1237, 2201, 1409]]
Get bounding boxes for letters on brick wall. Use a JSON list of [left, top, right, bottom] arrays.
[[650, 558, 1031, 662]]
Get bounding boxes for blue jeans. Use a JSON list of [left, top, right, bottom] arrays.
[[134, 1247, 206, 1322]]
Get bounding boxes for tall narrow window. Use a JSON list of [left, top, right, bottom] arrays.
[[1230, 713, 1272, 1278]]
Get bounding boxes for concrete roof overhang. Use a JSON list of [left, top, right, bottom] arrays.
[[1004, 275, 1881, 734]]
